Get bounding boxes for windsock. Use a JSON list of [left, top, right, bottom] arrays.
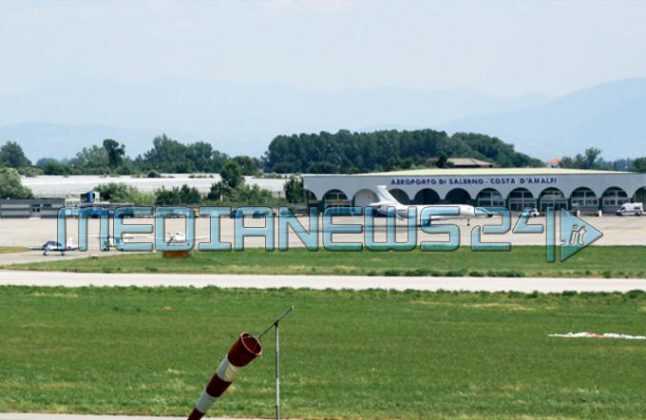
[[187, 332, 262, 420]]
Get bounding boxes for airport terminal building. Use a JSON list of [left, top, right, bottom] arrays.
[[303, 168, 646, 213]]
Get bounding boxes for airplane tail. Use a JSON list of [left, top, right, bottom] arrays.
[[374, 185, 400, 204]]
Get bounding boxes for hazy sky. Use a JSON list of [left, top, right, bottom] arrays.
[[2, 0, 646, 97]]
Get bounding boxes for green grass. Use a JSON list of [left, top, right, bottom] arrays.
[[7, 246, 646, 278], [1, 286, 646, 419], [0, 246, 28, 254]]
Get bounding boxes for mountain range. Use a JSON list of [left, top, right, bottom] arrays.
[[440, 78, 646, 160], [0, 78, 643, 162]]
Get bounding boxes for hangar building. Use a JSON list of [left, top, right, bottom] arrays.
[[303, 168, 646, 213]]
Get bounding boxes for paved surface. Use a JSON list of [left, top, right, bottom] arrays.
[[1, 215, 645, 249], [0, 250, 108, 266], [1, 270, 645, 293], [0, 415, 256, 420]]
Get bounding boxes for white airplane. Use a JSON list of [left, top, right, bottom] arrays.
[[368, 185, 488, 226], [36, 240, 79, 256]]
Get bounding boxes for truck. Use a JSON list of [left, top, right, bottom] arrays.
[[616, 202, 644, 216]]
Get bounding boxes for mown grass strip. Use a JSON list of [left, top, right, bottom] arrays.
[[1, 286, 645, 418], [6, 246, 646, 278]]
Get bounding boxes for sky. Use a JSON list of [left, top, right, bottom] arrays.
[[1, 0, 646, 158], [2, 0, 646, 96]]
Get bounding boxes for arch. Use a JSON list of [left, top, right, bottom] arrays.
[[413, 188, 440, 204], [445, 188, 472, 205], [390, 188, 412, 204], [475, 188, 504, 208], [601, 186, 629, 211], [570, 187, 598, 210], [633, 187, 646, 207], [538, 187, 567, 211], [322, 189, 349, 208], [303, 189, 319, 208], [352, 189, 378, 207], [303, 189, 317, 201], [507, 188, 536, 211]]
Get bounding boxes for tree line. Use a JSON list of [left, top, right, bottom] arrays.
[[3, 130, 646, 177], [558, 147, 646, 172], [0, 135, 262, 176], [2, 130, 646, 203], [264, 129, 545, 173]]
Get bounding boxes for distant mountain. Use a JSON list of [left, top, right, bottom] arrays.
[[4, 78, 644, 162], [0, 122, 160, 162], [0, 79, 547, 160], [441, 78, 646, 160]]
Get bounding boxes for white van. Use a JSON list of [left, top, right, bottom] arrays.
[[616, 202, 644, 216]]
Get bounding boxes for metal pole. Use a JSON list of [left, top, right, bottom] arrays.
[[258, 306, 293, 339], [255, 306, 292, 420], [275, 320, 280, 420]]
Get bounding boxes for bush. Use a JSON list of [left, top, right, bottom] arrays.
[[0, 167, 33, 199], [154, 185, 202, 205], [95, 183, 154, 205]]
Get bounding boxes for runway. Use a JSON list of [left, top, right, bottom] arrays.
[[2, 214, 646, 250], [0, 270, 645, 293]]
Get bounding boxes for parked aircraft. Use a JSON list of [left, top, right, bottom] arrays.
[[35, 240, 79, 256], [368, 185, 488, 225]]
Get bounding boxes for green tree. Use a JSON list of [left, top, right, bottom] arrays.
[[142, 135, 190, 172], [284, 176, 304, 203], [154, 185, 201, 205], [95, 183, 131, 202], [220, 160, 243, 189], [0, 167, 33, 199], [102, 139, 126, 168], [36, 158, 70, 175], [583, 148, 602, 169], [436, 154, 449, 168], [560, 148, 604, 170], [207, 182, 229, 201], [265, 129, 543, 173], [0, 141, 31, 167], [179, 184, 201, 204], [233, 155, 261, 175], [632, 157, 646, 173], [70, 145, 110, 173]]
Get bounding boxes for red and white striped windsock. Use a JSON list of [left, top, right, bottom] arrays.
[[187, 332, 262, 420]]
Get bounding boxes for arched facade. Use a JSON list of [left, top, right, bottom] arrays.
[[507, 188, 535, 211], [539, 187, 568, 211], [303, 169, 646, 211], [352, 189, 378, 207], [445, 188, 472, 205], [634, 187, 646, 207], [323, 189, 349, 208], [570, 187, 598, 210], [304, 189, 317, 201], [390, 188, 412, 204], [601, 187, 629, 211], [476, 188, 504, 208], [413, 189, 440, 204]]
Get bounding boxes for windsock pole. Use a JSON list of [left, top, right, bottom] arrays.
[[275, 320, 280, 420], [187, 307, 293, 420], [257, 306, 293, 420]]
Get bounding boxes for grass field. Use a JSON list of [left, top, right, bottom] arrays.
[[7, 246, 646, 278], [1, 286, 646, 419], [0, 246, 28, 254]]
